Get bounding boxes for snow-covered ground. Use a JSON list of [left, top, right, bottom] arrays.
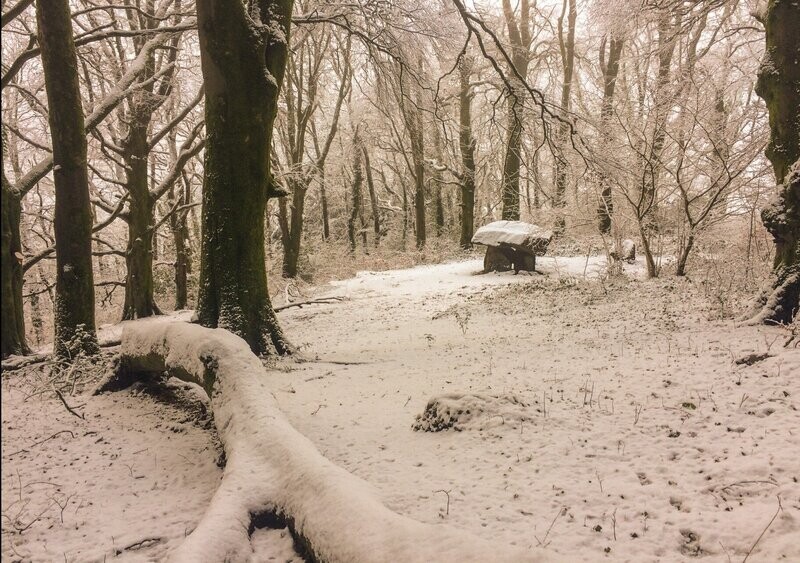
[[2, 256, 799, 561]]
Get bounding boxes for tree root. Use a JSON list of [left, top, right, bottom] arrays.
[[104, 321, 544, 563]]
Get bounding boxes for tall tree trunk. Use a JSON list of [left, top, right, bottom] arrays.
[[675, 233, 694, 277], [532, 147, 541, 209], [195, 0, 292, 356], [398, 60, 426, 249], [597, 35, 623, 234], [500, 0, 531, 221], [363, 147, 381, 247], [122, 121, 160, 319], [402, 180, 409, 249], [501, 97, 523, 221], [348, 127, 364, 253], [642, 13, 676, 225], [171, 174, 192, 310], [1, 171, 29, 358], [459, 54, 476, 249], [432, 129, 445, 236], [749, 0, 799, 324], [37, 0, 98, 358], [118, 6, 181, 319], [319, 169, 330, 241], [281, 179, 307, 277], [553, 0, 576, 233]]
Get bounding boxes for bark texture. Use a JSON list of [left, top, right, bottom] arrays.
[[37, 0, 98, 357], [1, 170, 29, 358], [596, 36, 623, 234], [750, 0, 800, 323], [122, 120, 160, 319], [348, 126, 364, 252], [195, 0, 292, 355], [500, 0, 531, 221], [459, 55, 476, 249]]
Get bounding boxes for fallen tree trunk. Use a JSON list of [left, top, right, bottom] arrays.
[[106, 321, 544, 562]]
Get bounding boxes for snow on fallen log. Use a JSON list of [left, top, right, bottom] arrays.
[[471, 220, 553, 254], [110, 322, 545, 562]]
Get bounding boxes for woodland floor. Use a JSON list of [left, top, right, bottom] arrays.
[[2, 255, 799, 562]]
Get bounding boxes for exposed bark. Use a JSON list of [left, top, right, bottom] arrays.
[[279, 180, 307, 276], [458, 54, 476, 249], [348, 126, 364, 252], [596, 35, 623, 234], [749, 0, 800, 324], [432, 128, 446, 236], [500, 0, 531, 221], [363, 147, 381, 246], [36, 0, 98, 358], [122, 119, 160, 319], [1, 169, 29, 358], [171, 175, 192, 310], [320, 168, 331, 241], [396, 57, 427, 249], [195, 0, 292, 356], [641, 12, 677, 227], [2, 28, 178, 355]]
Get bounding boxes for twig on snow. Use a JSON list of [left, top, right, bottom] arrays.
[[742, 495, 783, 562], [4, 430, 76, 458], [53, 389, 85, 420], [534, 506, 566, 547], [274, 296, 346, 312]]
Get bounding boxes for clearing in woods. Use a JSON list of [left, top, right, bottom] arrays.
[[2, 257, 799, 561]]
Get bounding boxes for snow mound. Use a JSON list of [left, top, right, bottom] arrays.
[[413, 393, 531, 432]]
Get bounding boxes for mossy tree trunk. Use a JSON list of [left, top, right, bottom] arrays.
[[751, 0, 800, 324], [122, 119, 161, 319], [195, 0, 292, 356], [37, 0, 98, 358], [119, 11, 183, 319], [1, 169, 29, 358]]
